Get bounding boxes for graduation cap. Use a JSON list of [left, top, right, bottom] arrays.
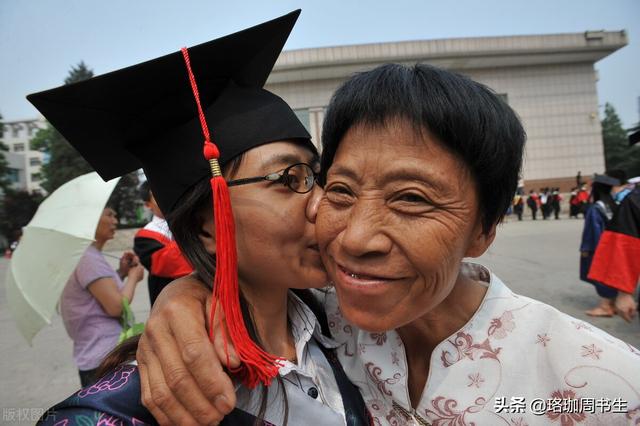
[[27, 10, 310, 215], [592, 174, 621, 187], [27, 10, 310, 388]]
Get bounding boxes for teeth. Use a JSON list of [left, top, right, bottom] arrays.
[[349, 273, 358, 278]]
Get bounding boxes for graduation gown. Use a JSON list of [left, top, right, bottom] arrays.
[[588, 187, 640, 294]]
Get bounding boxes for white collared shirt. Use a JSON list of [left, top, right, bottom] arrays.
[[321, 263, 640, 425], [234, 291, 346, 425]]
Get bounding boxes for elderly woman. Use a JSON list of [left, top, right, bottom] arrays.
[[138, 64, 640, 425]]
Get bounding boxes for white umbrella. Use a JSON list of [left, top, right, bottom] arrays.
[[5, 172, 120, 343]]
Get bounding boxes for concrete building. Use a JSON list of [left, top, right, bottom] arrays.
[[265, 30, 627, 191], [1, 118, 47, 194]]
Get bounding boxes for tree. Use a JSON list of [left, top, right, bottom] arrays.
[[0, 190, 44, 244], [31, 62, 95, 193], [0, 112, 12, 193], [108, 171, 142, 226], [601, 103, 640, 177]]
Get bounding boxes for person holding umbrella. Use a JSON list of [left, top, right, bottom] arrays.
[[60, 203, 145, 387]]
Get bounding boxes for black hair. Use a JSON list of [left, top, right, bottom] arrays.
[[606, 169, 627, 185], [320, 63, 526, 233], [138, 180, 152, 202], [591, 182, 617, 213]]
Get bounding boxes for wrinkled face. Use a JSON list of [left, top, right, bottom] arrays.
[[317, 120, 490, 332], [202, 141, 327, 291], [95, 207, 118, 242]]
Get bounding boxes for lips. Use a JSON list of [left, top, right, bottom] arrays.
[[335, 262, 404, 287]]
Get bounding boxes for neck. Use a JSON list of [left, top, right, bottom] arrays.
[[93, 239, 107, 251], [239, 280, 295, 360], [396, 271, 487, 407]]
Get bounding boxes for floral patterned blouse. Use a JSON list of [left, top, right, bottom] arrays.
[[322, 263, 640, 425]]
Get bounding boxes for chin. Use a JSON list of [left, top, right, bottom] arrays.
[[338, 302, 394, 332]]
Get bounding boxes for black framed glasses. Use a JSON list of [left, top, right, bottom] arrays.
[[227, 163, 318, 194]]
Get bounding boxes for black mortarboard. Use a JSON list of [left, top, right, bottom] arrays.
[[593, 174, 621, 187], [26, 10, 310, 214]]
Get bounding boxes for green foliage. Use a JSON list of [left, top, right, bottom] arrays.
[[0, 112, 12, 192], [601, 103, 640, 177], [31, 62, 95, 193], [0, 189, 44, 243], [108, 171, 142, 226], [0, 141, 11, 193]]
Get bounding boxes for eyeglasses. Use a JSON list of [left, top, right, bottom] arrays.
[[227, 163, 318, 194]]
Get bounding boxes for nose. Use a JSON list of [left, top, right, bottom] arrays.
[[339, 200, 392, 257], [306, 185, 323, 223]]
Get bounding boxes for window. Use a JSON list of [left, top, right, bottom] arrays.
[[11, 127, 19, 138], [13, 143, 25, 152], [30, 157, 41, 166], [8, 168, 19, 183], [294, 109, 311, 132], [31, 173, 41, 182]]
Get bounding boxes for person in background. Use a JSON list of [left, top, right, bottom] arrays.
[[580, 175, 619, 317], [526, 189, 539, 220], [576, 184, 590, 217], [133, 181, 192, 306], [589, 175, 640, 323], [541, 187, 554, 220], [512, 191, 524, 221], [551, 187, 562, 219], [569, 187, 580, 218], [60, 205, 145, 387]]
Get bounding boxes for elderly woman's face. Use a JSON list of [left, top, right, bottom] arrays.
[[317, 120, 490, 332]]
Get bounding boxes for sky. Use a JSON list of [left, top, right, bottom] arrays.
[[1, 0, 639, 128]]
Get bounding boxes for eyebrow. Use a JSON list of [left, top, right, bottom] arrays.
[[259, 152, 318, 174], [328, 164, 448, 192]]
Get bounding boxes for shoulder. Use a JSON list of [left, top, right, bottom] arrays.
[[139, 217, 172, 239], [488, 276, 640, 377], [75, 247, 113, 281], [38, 365, 156, 425]]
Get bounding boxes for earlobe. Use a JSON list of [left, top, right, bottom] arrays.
[[465, 223, 496, 258], [198, 217, 217, 255]]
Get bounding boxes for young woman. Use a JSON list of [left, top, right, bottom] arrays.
[[31, 11, 368, 426]]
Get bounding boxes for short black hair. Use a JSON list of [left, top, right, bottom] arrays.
[[138, 180, 152, 202], [321, 63, 526, 233]]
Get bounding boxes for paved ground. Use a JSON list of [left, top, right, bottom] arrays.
[[1, 218, 638, 424]]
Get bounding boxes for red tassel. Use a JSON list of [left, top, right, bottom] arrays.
[[209, 176, 283, 388], [181, 47, 283, 388]]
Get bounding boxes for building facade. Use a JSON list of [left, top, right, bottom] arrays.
[[265, 30, 627, 191], [1, 118, 47, 194]]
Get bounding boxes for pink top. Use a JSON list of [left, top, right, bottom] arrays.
[[60, 245, 123, 370]]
